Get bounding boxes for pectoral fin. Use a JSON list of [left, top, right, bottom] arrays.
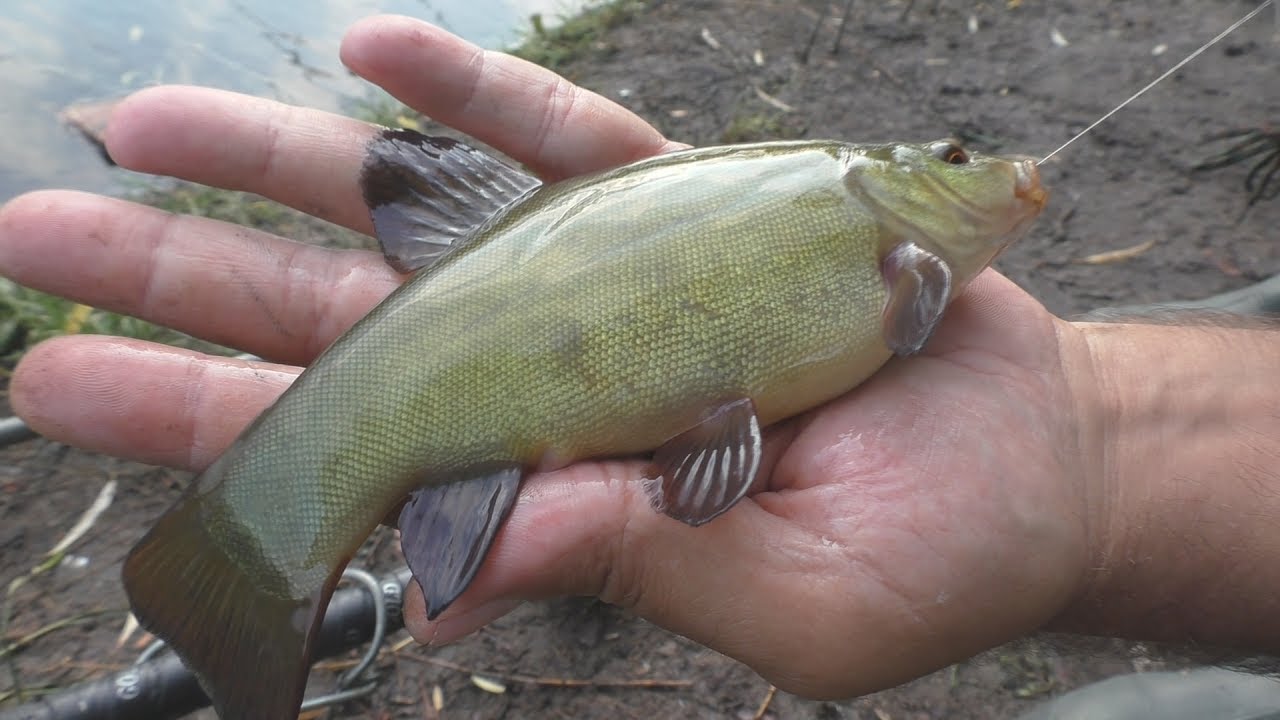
[[650, 398, 762, 527], [397, 465, 523, 620], [360, 129, 543, 273], [881, 241, 953, 355]]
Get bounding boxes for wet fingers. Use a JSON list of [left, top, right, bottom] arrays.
[[106, 85, 379, 233], [340, 15, 686, 181], [10, 336, 299, 470], [0, 191, 398, 364]]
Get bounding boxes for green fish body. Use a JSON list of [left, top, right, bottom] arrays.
[[123, 134, 1046, 719]]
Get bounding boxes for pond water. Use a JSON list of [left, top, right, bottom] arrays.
[[0, 0, 585, 201]]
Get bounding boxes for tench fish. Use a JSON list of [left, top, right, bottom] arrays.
[[122, 130, 1047, 719]]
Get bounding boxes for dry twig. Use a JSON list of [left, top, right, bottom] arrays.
[[751, 684, 778, 720], [1, 609, 121, 661], [1074, 239, 1157, 265]]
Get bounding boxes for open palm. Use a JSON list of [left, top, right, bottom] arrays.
[[0, 15, 1096, 700]]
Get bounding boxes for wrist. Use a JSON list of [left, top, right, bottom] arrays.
[[1054, 318, 1280, 648]]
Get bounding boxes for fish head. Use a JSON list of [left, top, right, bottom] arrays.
[[841, 139, 1048, 288]]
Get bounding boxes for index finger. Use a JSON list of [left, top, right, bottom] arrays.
[[104, 16, 686, 247], [340, 15, 687, 181]]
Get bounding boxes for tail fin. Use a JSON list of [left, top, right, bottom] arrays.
[[123, 496, 338, 720]]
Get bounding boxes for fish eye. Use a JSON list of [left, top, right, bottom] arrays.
[[930, 141, 969, 165]]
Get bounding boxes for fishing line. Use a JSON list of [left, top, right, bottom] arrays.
[[1039, 0, 1275, 165]]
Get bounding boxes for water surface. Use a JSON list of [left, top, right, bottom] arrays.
[[0, 0, 583, 201]]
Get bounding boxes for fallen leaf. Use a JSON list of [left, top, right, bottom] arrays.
[[471, 675, 507, 694], [48, 478, 115, 556], [1074, 239, 1156, 264], [116, 613, 139, 649], [753, 86, 794, 113], [700, 27, 721, 51]]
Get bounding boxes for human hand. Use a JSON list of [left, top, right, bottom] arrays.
[[0, 15, 1105, 700], [418, 270, 1102, 698], [1, 13, 681, 462]]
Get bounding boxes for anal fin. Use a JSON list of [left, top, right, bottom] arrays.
[[398, 465, 523, 620], [650, 398, 762, 527]]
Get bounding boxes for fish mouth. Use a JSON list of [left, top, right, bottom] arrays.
[[1013, 159, 1048, 211]]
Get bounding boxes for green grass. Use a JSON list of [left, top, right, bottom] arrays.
[[346, 91, 426, 131], [720, 113, 803, 144], [722, 114, 784, 144], [141, 183, 290, 228], [133, 182, 369, 250], [511, 0, 648, 70]]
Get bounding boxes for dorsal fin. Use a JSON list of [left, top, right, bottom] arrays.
[[360, 129, 543, 273]]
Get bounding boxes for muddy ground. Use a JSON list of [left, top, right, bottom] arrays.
[[2, 0, 1279, 718]]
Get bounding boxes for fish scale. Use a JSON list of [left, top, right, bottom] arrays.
[[122, 135, 1045, 719]]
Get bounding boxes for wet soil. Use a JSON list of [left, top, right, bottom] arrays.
[[2, 1, 1279, 718]]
